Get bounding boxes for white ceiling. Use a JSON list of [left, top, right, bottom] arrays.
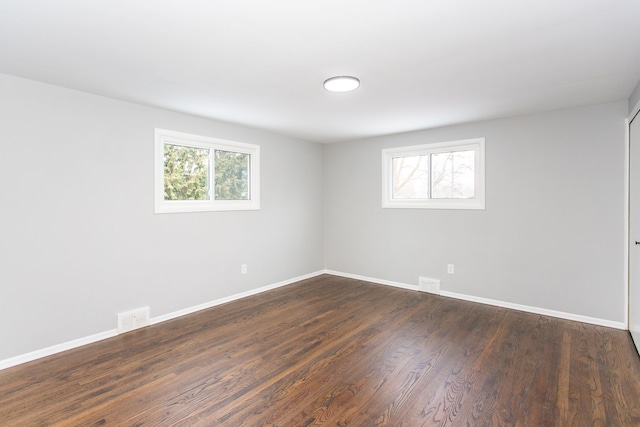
[[1, 0, 639, 143]]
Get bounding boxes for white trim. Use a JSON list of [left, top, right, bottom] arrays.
[[382, 138, 485, 210], [324, 270, 626, 330], [2, 269, 624, 372], [0, 271, 325, 372], [151, 271, 325, 325], [0, 330, 118, 371], [625, 117, 631, 329], [323, 270, 419, 291], [154, 128, 260, 214], [439, 290, 625, 330]]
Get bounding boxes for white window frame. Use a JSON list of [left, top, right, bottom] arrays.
[[154, 129, 260, 213], [382, 138, 485, 210]]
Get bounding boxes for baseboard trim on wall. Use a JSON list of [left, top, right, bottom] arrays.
[[0, 271, 326, 372], [0, 330, 118, 372], [151, 271, 325, 325], [323, 270, 419, 291], [324, 270, 626, 330], [439, 290, 626, 330], [2, 269, 624, 371]]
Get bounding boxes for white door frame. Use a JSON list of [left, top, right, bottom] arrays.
[[625, 116, 629, 330], [628, 102, 640, 332]]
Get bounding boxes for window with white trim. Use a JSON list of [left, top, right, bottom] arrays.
[[382, 138, 485, 209], [154, 129, 260, 213]]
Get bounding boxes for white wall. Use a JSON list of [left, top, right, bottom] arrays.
[[324, 101, 627, 324], [0, 71, 631, 364], [0, 73, 325, 361], [631, 79, 640, 117]]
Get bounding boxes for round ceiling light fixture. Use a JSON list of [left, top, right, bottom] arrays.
[[323, 76, 360, 92]]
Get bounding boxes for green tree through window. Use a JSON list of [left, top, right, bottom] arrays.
[[155, 129, 260, 213], [215, 150, 249, 200], [163, 144, 210, 201]]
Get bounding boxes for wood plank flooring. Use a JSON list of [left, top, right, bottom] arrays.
[[1, 274, 640, 426]]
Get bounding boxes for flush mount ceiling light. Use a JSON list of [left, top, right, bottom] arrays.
[[323, 76, 360, 92]]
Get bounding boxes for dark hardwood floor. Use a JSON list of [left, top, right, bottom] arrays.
[[1, 274, 640, 426]]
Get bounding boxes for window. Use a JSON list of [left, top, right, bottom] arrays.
[[382, 138, 485, 209], [155, 129, 260, 213]]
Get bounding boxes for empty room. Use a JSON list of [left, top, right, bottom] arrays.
[[1, 1, 640, 425]]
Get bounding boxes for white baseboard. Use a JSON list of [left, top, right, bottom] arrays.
[[0, 329, 118, 371], [324, 270, 626, 330], [439, 290, 626, 330], [151, 271, 325, 325], [323, 270, 419, 291], [2, 269, 624, 371], [0, 270, 325, 372]]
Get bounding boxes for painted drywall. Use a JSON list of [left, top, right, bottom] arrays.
[[324, 101, 627, 323], [0, 73, 324, 361], [0, 71, 630, 364], [631, 79, 640, 117]]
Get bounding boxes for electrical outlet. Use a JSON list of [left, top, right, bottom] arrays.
[[447, 264, 455, 274], [418, 277, 440, 295], [117, 307, 150, 334], [241, 264, 247, 274]]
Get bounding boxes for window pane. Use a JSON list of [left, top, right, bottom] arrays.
[[163, 143, 210, 201], [392, 155, 429, 199], [431, 150, 475, 199], [215, 150, 250, 200]]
